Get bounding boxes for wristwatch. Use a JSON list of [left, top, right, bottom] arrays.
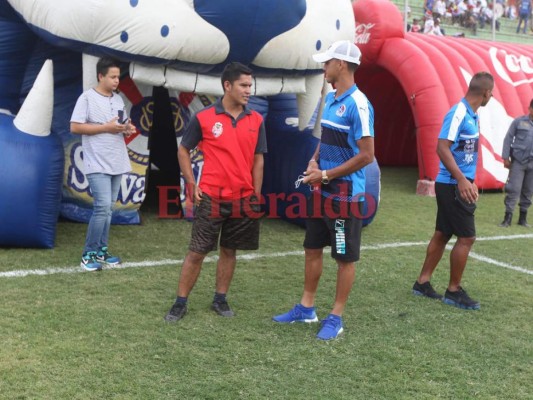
[[321, 169, 329, 185]]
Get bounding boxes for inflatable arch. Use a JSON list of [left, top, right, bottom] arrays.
[[1, 0, 383, 248], [353, 0, 533, 190], [2, 0, 532, 248]]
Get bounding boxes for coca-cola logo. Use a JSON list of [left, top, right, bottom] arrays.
[[489, 47, 533, 87], [355, 23, 375, 45]]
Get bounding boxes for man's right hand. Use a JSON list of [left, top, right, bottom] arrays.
[[503, 159, 511, 169], [194, 184, 203, 205], [104, 117, 127, 134], [457, 178, 478, 204]]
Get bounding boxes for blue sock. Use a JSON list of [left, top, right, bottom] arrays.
[[214, 292, 226, 303], [299, 304, 315, 311], [175, 296, 187, 305]]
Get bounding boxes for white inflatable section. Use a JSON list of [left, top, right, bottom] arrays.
[[82, 54, 99, 91], [311, 80, 333, 138], [7, 0, 230, 63], [14, 59, 53, 137], [130, 63, 166, 87], [253, 0, 356, 71], [296, 74, 325, 131], [9, 0, 357, 131], [130, 62, 311, 97]]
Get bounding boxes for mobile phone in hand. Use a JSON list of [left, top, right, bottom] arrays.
[[117, 110, 128, 124]]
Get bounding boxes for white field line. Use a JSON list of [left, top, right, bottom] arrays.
[[1, 234, 532, 279], [468, 252, 533, 275]]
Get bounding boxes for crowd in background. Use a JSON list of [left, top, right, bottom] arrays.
[[405, 0, 533, 36]]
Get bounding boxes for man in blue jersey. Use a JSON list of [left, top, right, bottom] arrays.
[[273, 40, 375, 340], [412, 72, 494, 310]]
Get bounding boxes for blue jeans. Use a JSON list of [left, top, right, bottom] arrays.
[[84, 173, 122, 253], [516, 14, 529, 33]]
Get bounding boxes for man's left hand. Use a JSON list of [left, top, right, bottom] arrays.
[[302, 167, 322, 184]]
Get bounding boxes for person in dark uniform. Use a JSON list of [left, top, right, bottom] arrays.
[[499, 98, 533, 228]]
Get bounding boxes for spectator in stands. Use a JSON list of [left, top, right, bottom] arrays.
[[433, 0, 448, 19], [455, 0, 469, 25], [409, 17, 423, 32], [480, 3, 501, 30], [516, 0, 532, 33], [506, 3, 517, 20], [425, 0, 436, 13], [462, 0, 479, 35], [450, 1, 462, 25], [424, 11, 436, 33], [472, 0, 484, 21], [429, 17, 446, 35]]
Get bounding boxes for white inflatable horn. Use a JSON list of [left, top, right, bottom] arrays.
[[14, 59, 54, 137]]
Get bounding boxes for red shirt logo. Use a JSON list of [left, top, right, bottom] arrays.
[[212, 122, 223, 137]]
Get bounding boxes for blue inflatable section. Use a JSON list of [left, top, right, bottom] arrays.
[[0, 115, 64, 248], [195, 0, 306, 72], [361, 158, 380, 226], [0, 0, 36, 113], [263, 94, 380, 227]]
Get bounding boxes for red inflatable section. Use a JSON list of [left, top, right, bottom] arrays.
[[352, 0, 533, 190]]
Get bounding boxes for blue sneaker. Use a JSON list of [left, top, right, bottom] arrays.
[[81, 251, 102, 272], [96, 246, 121, 267], [272, 304, 318, 323], [316, 314, 344, 340]]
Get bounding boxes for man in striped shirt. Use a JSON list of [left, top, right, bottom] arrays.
[[273, 40, 375, 340], [71, 57, 136, 272], [412, 72, 494, 310]]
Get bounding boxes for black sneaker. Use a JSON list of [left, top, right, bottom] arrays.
[[412, 281, 443, 300], [211, 301, 235, 317], [443, 287, 480, 310], [164, 302, 188, 322]]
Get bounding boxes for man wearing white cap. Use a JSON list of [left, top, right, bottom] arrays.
[[273, 40, 375, 340]]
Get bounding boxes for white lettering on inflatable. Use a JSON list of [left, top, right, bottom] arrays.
[[121, 174, 136, 200], [489, 47, 533, 87], [118, 174, 146, 204], [69, 143, 89, 192], [354, 23, 375, 45], [521, 57, 533, 74], [180, 159, 203, 203], [68, 142, 145, 204], [132, 176, 146, 204], [506, 54, 521, 73]]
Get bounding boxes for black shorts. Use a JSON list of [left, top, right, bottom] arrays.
[[189, 194, 260, 254], [435, 182, 476, 238], [303, 193, 363, 262]]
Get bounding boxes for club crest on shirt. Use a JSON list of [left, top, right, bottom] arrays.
[[212, 122, 223, 137], [463, 139, 476, 163], [336, 104, 346, 117]]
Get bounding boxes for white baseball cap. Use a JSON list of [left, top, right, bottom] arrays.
[[312, 40, 362, 65]]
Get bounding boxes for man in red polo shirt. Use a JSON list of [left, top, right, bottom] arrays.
[[165, 62, 267, 322]]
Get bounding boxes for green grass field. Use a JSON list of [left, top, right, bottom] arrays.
[[1, 168, 532, 399]]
